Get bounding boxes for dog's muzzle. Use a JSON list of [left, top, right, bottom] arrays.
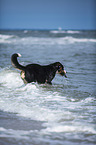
[[57, 70, 67, 78], [60, 70, 67, 78]]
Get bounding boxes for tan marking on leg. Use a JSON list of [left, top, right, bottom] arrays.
[[21, 71, 28, 84], [21, 71, 25, 79]]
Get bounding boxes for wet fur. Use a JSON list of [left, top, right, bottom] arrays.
[[11, 53, 66, 84]]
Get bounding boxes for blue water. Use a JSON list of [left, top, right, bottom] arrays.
[[0, 30, 96, 145]]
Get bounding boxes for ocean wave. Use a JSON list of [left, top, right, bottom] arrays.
[[50, 30, 80, 34], [0, 34, 15, 43], [50, 30, 66, 34], [60, 36, 96, 43], [0, 127, 31, 139], [0, 67, 96, 138], [0, 33, 96, 45], [43, 124, 96, 134], [24, 30, 28, 33], [14, 36, 96, 45], [67, 30, 81, 34]]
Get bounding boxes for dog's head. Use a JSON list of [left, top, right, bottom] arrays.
[[54, 62, 67, 78]]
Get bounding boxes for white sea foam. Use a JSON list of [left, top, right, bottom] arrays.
[[24, 30, 28, 33], [66, 30, 80, 34], [13, 37, 96, 46], [0, 33, 96, 45], [0, 34, 14, 43], [43, 124, 96, 134], [0, 69, 23, 88], [50, 30, 80, 34], [0, 34, 13, 39], [0, 68, 96, 137], [60, 37, 96, 44], [0, 127, 31, 139], [50, 30, 66, 34], [19, 36, 96, 45]]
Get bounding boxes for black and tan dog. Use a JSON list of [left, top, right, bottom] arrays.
[[11, 53, 67, 84]]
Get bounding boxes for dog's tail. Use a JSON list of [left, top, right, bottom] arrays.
[[11, 53, 25, 71]]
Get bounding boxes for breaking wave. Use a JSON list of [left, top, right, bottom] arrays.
[[0, 34, 16, 43], [0, 34, 96, 45], [0, 67, 96, 136], [50, 30, 80, 34]]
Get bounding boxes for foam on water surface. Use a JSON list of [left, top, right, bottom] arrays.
[[50, 30, 80, 34], [0, 68, 96, 137], [0, 33, 96, 45]]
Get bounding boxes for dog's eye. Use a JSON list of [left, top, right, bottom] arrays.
[[58, 66, 62, 71]]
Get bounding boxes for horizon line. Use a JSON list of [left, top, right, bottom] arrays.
[[0, 28, 96, 31]]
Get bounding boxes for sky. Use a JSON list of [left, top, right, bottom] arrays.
[[0, 0, 96, 30]]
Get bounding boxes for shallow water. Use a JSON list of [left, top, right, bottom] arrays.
[[0, 30, 96, 145]]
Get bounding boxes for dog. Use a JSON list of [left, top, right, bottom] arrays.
[[11, 53, 67, 84]]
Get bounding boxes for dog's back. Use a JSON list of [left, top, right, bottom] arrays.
[[11, 53, 67, 84]]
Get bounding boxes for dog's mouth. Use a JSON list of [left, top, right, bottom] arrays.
[[60, 70, 67, 78], [57, 70, 67, 78]]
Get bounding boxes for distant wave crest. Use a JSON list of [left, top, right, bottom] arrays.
[[20, 36, 96, 45], [0, 33, 96, 44], [61, 36, 96, 43], [50, 30, 80, 34]]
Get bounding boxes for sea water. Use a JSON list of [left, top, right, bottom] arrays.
[[0, 30, 96, 145]]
